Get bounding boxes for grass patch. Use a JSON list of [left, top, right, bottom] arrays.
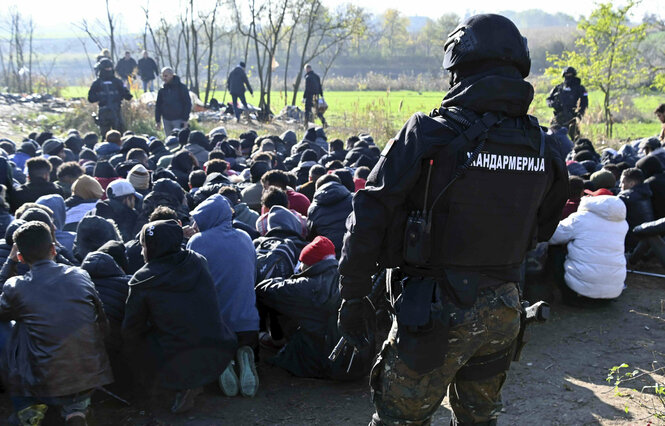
[[58, 85, 665, 145]]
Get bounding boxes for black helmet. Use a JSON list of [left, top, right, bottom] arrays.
[[562, 66, 577, 77], [97, 58, 113, 69], [443, 14, 530, 78]]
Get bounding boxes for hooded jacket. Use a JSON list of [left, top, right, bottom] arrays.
[[234, 202, 259, 229], [155, 75, 192, 122], [636, 155, 665, 219], [254, 205, 309, 256], [88, 198, 138, 243], [74, 215, 123, 262], [123, 249, 236, 389], [549, 196, 627, 299], [619, 182, 655, 250], [339, 67, 568, 299], [81, 252, 130, 352], [36, 194, 76, 253], [187, 195, 260, 333], [307, 181, 352, 257], [0, 260, 113, 397]]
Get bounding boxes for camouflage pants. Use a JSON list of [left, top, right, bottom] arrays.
[[369, 282, 521, 425]]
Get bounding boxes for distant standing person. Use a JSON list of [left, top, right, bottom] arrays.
[[88, 58, 132, 138], [155, 67, 192, 136], [116, 50, 137, 87], [655, 103, 665, 142], [302, 64, 327, 128], [94, 48, 112, 76], [546, 66, 588, 140], [138, 50, 160, 93], [226, 61, 253, 122]]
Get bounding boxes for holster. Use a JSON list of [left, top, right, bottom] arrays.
[[394, 277, 450, 375]]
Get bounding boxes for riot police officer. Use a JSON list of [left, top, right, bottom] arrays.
[[88, 58, 132, 139], [337, 14, 568, 426], [546, 66, 588, 140]]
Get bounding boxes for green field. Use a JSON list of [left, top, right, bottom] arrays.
[[60, 85, 664, 145]]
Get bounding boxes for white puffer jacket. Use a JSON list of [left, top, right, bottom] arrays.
[[549, 195, 628, 299]]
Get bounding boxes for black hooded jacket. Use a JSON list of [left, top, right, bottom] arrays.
[[122, 249, 236, 389], [338, 67, 568, 299], [307, 181, 352, 257], [89, 199, 139, 243], [637, 155, 665, 219], [81, 251, 130, 352], [620, 182, 655, 250]]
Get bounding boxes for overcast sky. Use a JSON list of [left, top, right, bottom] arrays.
[[6, 0, 663, 37]]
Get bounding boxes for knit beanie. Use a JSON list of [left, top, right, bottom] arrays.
[[72, 175, 104, 200], [128, 164, 150, 190], [299, 236, 336, 266]]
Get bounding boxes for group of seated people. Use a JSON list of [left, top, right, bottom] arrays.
[[0, 125, 378, 424], [1, 119, 664, 424], [537, 129, 665, 306]]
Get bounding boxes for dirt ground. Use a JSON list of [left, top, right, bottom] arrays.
[[0, 100, 664, 425], [0, 265, 660, 426]]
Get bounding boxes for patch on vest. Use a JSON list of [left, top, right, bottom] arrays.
[[467, 152, 546, 173]]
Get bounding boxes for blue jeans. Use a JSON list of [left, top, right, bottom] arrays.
[[232, 93, 248, 120], [142, 79, 155, 92]]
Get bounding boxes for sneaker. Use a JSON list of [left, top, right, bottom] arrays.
[[17, 404, 48, 425], [259, 331, 286, 351], [236, 346, 259, 397], [65, 412, 87, 425], [170, 387, 202, 414], [219, 360, 239, 397]]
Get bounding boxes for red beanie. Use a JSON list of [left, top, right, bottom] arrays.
[[300, 236, 336, 266]]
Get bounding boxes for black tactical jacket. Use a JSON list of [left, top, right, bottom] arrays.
[[339, 69, 568, 299]]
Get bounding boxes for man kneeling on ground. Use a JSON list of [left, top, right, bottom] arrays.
[[0, 221, 112, 425]]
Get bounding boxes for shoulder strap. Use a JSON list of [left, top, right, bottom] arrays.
[[422, 111, 504, 232]]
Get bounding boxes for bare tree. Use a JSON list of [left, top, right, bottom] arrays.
[[282, 0, 307, 104], [105, 0, 117, 60], [290, 3, 367, 105], [232, 0, 291, 120], [201, 0, 222, 105], [190, 0, 200, 95], [1, 9, 37, 92]]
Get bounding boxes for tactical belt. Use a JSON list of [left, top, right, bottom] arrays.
[[455, 344, 515, 381]]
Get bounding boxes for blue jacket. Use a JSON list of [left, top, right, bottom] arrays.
[[187, 194, 259, 332], [9, 152, 30, 171], [36, 194, 76, 253]]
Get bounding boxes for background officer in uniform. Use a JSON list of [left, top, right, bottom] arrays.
[[88, 58, 132, 139], [546, 66, 588, 140], [337, 14, 568, 426]]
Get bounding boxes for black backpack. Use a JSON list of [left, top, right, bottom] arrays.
[[255, 237, 298, 283]]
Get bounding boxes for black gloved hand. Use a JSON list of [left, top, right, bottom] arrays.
[[338, 297, 375, 348]]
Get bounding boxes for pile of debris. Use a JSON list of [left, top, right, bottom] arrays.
[[0, 92, 71, 112]]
